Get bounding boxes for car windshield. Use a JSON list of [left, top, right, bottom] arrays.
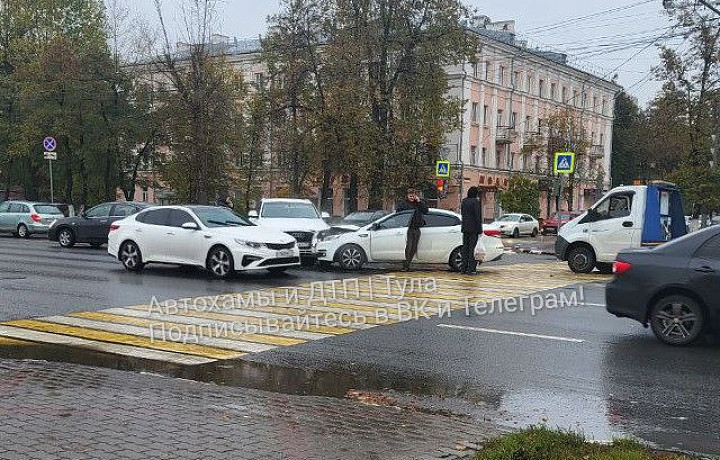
[[261, 202, 319, 218], [342, 211, 376, 224], [557, 213, 572, 220], [191, 207, 253, 228], [497, 215, 521, 222], [34, 205, 63, 215]]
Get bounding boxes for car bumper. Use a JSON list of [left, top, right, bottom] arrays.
[[555, 236, 570, 261], [541, 225, 558, 234], [231, 246, 301, 271], [28, 223, 51, 234], [605, 279, 648, 324]]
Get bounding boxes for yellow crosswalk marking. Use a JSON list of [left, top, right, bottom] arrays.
[[5, 319, 242, 360]]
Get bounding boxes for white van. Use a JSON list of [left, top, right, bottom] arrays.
[[556, 183, 687, 273]]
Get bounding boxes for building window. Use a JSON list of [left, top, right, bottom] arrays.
[[495, 149, 501, 169], [539, 79, 545, 98], [550, 83, 557, 100], [593, 96, 598, 111], [497, 110, 504, 127], [561, 86, 567, 103], [573, 90, 578, 106], [522, 154, 528, 171], [535, 155, 541, 173], [483, 105, 489, 125], [484, 61, 491, 82], [513, 71, 520, 89], [526, 74, 533, 93], [602, 99, 608, 115], [142, 187, 148, 202], [481, 147, 487, 166], [525, 116, 531, 133], [510, 112, 517, 128], [471, 102, 479, 123], [581, 92, 587, 108], [472, 61, 479, 79], [471, 146, 478, 165], [499, 65, 505, 86], [599, 133, 604, 146]]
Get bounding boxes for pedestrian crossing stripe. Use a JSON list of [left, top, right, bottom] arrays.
[[0, 263, 609, 365]]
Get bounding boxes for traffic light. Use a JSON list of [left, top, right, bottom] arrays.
[[435, 179, 447, 195]]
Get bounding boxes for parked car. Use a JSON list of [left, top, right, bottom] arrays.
[[108, 205, 300, 279], [484, 213, 539, 238], [49, 201, 151, 248], [0, 201, 64, 238], [541, 211, 582, 235], [606, 226, 720, 346], [557, 182, 687, 274], [318, 210, 391, 241], [315, 208, 504, 270], [248, 198, 330, 264]]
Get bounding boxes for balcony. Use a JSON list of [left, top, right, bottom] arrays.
[[589, 144, 605, 157], [495, 126, 518, 145]]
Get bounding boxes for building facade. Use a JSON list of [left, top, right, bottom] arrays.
[[136, 23, 621, 219]]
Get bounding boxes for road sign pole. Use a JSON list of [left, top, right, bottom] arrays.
[[48, 159, 54, 203]]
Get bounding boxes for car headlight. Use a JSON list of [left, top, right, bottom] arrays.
[[234, 239, 265, 249]]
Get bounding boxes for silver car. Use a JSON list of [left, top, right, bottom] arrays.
[[0, 201, 65, 238]]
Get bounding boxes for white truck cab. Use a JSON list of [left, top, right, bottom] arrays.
[[248, 198, 330, 264], [556, 183, 687, 273]]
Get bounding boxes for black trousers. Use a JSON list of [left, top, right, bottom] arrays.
[[405, 227, 421, 265], [461, 232, 479, 273]]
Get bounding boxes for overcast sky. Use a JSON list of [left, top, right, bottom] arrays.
[[123, 0, 673, 106]]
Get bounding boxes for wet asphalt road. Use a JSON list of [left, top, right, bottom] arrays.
[[1, 236, 718, 455]]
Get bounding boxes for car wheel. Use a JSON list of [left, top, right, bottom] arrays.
[[267, 267, 289, 275], [595, 262, 614, 274], [567, 245, 596, 274], [531, 227, 539, 237], [58, 228, 76, 248], [17, 224, 29, 239], [207, 246, 234, 279], [338, 244, 365, 270], [120, 241, 144, 272], [512, 227, 520, 238], [650, 295, 705, 346], [449, 247, 463, 271]]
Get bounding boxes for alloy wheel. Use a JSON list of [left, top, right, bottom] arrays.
[[18, 224, 28, 238], [121, 242, 141, 271], [341, 247, 363, 270], [651, 297, 704, 346], [59, 229, 74, 247], [209, 248, 232, 278]]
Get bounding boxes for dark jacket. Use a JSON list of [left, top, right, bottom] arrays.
[[397, 199, 429, 229], [461, 197, 483, 234]]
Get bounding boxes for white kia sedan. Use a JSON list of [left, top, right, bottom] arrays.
[[315, 208, 504, 270], [108, 206, 300, 279], [484, 213, 540, 238]]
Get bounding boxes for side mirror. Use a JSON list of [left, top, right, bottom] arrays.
[[248, 210, 259, 218], [321, 212, 331, 219], [181, 222, 199, 230]]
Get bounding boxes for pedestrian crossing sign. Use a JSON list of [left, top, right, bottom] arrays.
[[554, 152, 576, 175], [435, 160, 451, 178]]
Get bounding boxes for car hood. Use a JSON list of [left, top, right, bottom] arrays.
[[207, 226, 296, 244], [332, 224, 361, 232], [557, 212, 588, 236], [254, 218, 330, 232]]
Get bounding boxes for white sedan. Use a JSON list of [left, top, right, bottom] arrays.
[[108, 206, 300, 279], [484, 213, 540, 238], [315, 208, 504, 270]]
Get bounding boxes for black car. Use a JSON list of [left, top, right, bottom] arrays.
[[606, 226, 720, 346], [49, 201, 151, 248]]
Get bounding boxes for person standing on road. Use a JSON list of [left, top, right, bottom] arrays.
[[460, 187, 483, 274], [397, 188, 429, 271]]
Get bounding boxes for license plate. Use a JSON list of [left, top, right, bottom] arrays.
[[298, 242, 311, 249], [277, 249, 294, 258]]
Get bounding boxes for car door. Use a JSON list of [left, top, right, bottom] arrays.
[[166, 209, 206, 265], [135, 208, 172, 262], [0, 202, 10, 231], [80, 204, 113, 242], [417, 213, 462, 262], [7, 203, 26, 231], [588, 192, 637, 261], [688, 233, 720, 313], [369, 212, 412, 261]]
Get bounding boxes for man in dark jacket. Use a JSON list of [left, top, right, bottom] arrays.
[[460, 187, 483, 274], [397, 189, 429, 271]]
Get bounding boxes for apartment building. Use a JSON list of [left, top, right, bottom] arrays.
[[135, 24, 621, 218], [444, 20, 621, 219]]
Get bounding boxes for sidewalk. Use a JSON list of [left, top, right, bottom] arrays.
[[0, 359, 495, 460]]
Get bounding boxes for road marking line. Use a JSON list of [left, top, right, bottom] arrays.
[[39, 316, 276, 353], [0, 325, 215, 365], [70, 311, 306, 347], [4, 320, 243, 359], [437, 324, 585, 343]]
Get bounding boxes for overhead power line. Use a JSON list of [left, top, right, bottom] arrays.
[[523, 0, 656, 34]]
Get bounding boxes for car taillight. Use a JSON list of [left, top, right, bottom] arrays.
[[30, 214, 41, 223], [484, 229, 502, 237], [109, 224, 120, 231], [613, 261, 631, 275]]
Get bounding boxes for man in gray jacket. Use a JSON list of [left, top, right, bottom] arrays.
[[460, 187, 483, 274]]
